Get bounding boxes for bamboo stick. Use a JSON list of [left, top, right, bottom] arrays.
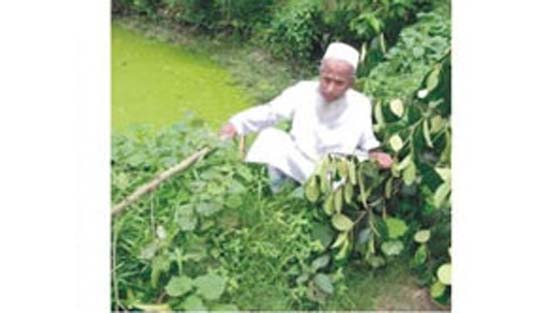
[[239, 135, 245, 159], [111, 147, 213, 216]]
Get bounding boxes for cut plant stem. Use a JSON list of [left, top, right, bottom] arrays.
[[111, 146, 213, 216]]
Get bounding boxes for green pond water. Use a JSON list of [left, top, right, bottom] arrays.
[[112, 24, 252, 133]]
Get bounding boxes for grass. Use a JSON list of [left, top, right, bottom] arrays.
[[325, 259, 447, 311]]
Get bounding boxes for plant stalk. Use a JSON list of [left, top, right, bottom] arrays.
[[111, 146, 213, 216]]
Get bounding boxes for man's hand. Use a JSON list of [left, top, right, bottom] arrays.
[[219, 123, 238, 140], [369, 151, 393, 169]]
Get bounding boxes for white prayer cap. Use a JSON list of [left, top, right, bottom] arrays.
[[322, 42, 360, 71]]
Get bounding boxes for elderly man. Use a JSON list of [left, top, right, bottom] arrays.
[[219, 42, 392, 191]]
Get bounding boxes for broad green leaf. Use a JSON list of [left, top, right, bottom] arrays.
[[417, 89, 429, 99], [389, 98, 404, 117], [430, 280, 446, 299], [433, 183, 451, 208], [344, 182, 354, 204], [114, 173, 129, 189], [334, 188, 343, 213], [323, 193, 335, 216], [368, 14, 381, 33], [375, 100, 385, 126], [360, 42, 367, 66], [165, 275, 194, 297], [176, 205, 197, 232], [348, 160, 357, 185], [305, 176, 320, 203], [332, 214, 354, 231], [311, 254, 330, 271], [335, 238, 350, 260], [306, 281, 327, 304], [320, 174, 331, 194], [313, 273, 334, 294], [296, 273, 309, 285], [194, 273, 226, 300], [140, 241, 159, 260], [195, 202, 222, 217], [435, 167, 451, 184], [389, 135, 404, 152], [368, 229, 376, 254], [312, 223, 334, 248], [338, 159, 349, 179], [384, 217, 408, 239], [413, 46, 424, 58], [381, 240, 404, 256], [368, 255, 385, 268], [151, 255, 171, 288], [127, 153, 144, 167], [385, 177, 393, 198], [426, 65, 441, 91], [413, 244, 428, 266], [437, 263, 451, 285], [396, 154, 412, 171], [331, 232, 348, 249], [423, 119, 433, 147], [180, 295, 206, 311], [317, 156, 329, 178], [357, 227, 371, 245], [156, 225, 167, 240], [430, 115, 443, 134], [226, 194, 242, 209], [402, 161, 417, 186], [440, 129, 451, 164], [414, 230, 431, 243], [227, 179, 247, 194]]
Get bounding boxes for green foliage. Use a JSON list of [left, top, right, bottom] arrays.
[[262, 0, 437, 73], [262, 0, 323, 66], [114, 0, 277, 37], [362, 5, 451, 101], [112, 0, 452, 309], [111, 115, 349, 310]]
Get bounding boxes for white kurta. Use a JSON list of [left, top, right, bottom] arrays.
[[229, 80, 380, 183]]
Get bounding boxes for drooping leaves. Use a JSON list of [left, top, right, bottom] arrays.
[[390, 98, 404, 117], [331, 214, 354, 231], [437, 263, 451, 285], [430, 280, 446, 298], [305, 176, 320, 203], [414, 230, 431, 243], [389, 135, 404, 152]]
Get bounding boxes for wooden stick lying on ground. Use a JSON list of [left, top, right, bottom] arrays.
[[111, 146, 213, 216]]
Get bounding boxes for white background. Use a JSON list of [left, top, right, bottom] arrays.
[[0, 0, 554, 312]]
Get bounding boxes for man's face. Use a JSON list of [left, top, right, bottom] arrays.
[[318, 59, 354, 103]]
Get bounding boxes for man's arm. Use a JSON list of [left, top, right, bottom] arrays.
[[219, 83, 300, 140]]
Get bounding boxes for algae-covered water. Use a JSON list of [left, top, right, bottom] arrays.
[[111, 23, 252, 132]]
